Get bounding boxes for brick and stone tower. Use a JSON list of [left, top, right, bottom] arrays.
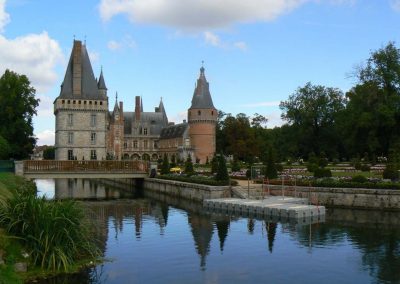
[[54, 40, 108, 160], [188, 66, 217, 163]]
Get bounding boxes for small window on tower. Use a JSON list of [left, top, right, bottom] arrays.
[[198, 110, 201, 116], [144, 128, 148, 135], [90, 132, 96, 144], [100, 102, 103, 105], [211, 111, 214, 115]]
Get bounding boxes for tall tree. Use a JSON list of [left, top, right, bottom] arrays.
[[341, 42, 400, 157], [0, 70, 39, 159], [279, 82, 345, 158], [161, 154, 170, 175]]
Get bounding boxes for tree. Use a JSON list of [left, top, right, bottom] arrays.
[[211, 154, 219, 174], [265, 146, 278, 179], [184, 155, 194, 176], [43, 146, 55, 160], [341, 42, 400, 157], [0, 70, 39, 159], [279, 82, 345, 158], [231, 155, 241, 172], [0, 135, 11, 159], [161, 154, 170, 175], [216, 154, 229, 181]]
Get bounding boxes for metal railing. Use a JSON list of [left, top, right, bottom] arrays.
[[23, 160, 149, 173]]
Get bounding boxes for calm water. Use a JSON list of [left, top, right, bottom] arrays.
[[34, 179, 400, 284]]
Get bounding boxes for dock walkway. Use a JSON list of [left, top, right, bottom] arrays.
[[203, 196, 325, 223]]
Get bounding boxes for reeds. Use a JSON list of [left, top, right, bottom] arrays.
[[0, 183, 100, 271]]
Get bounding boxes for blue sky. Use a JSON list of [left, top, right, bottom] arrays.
[[0, 0, 399, 145]]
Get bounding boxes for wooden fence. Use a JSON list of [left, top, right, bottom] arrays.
[[23, 160, 149, 173]]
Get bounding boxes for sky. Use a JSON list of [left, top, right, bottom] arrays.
[[0, 0, 399, 146]]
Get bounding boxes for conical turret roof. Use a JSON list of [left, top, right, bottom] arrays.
[[190, 66, 215, 109]]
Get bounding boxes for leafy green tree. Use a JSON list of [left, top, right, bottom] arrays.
[[161, 154, 170, 175], [0, 135, 11, 159], [231, 155, 241, 172], [341, 42, 400, 157], [0, 70, 39, 159], [184, 155, 194, 176], [265, 146, 278, 179], [280, 82, 345, 159], [43, 146, 55, 160], [211, 154, 219, 174], [216, 154, 229, 181]]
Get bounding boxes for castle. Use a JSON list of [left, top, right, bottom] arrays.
[[54, 40, 217, 163]]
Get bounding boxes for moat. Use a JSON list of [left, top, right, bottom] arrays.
[[33, 179, 400, 284]]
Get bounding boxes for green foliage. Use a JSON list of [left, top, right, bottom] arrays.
[[360, 164, 370, 172], [0, 135, 11, 160], [184, 155, 194, 176], [231, 156, 241, 172], [211, 155, 218, 174], [265, 146, 278, 179], [0, 187, 100, 272], [159, 175, 237, 186], [307, 163, 318, 173], [351, 175, 368, 183], [43, 146, 55, 160], [280, 82, 345, 159], [0, 70, 39, 159], [383, 164, 399, 181], [160, 154, 170, 175], [216, 155, 229, 181], [314, 168, 332, 178]]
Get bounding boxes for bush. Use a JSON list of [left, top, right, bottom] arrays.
[[0, 187, 100, 271], [159, 174, 237, 186], [216, 155, 229, 181], [314, 168, 332, 178], [360, 164, 370, 172], [351, 175, 368, 183], [383, 165, 399, 181], [307, 163, 318, 173]]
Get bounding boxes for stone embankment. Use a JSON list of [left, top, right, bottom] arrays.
[[233, 180, 400, 210]]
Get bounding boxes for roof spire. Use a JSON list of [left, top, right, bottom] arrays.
[[98, 67, 107, 90]]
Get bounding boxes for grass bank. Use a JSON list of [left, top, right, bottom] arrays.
[[0, 173, 101, 283]]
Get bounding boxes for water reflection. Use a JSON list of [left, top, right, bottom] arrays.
[[32, 179, 400, 284]]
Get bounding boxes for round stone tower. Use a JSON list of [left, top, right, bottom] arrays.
[[188, 66, 217, 163]]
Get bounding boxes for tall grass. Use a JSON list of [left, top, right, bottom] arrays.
[[0, 179, 100, 271]]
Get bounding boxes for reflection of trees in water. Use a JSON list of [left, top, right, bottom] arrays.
[[265, 222, 277, 253], [215, 219, 230, 252], [346, 227, 400, 284], [248, 218, 255, 234]]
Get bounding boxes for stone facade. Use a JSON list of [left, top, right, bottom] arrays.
[[54, 40, 217, 163]]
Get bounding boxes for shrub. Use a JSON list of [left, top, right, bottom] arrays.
[[307, 163, 318, 173], [184, 155, 195, 176], [351, 175, 368, 183], [160, 154, 170, 175], [360, 164, 370, 172], [314, 168, 332, 178], [0, 188, 100, 271], [383, 165, 399, 181], [216, 155, 229, 181]]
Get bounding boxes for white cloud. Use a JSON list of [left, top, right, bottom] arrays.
[[241, 101, 281, 107], [0, 32, 64, 93], [233, 41, 247, 51], [89, 50, 100, 62], [0, 0, 9, 32], [107, 40, 121, 50], [107, 35, 137, 51], [390, 0, 400, 11], [36, 129, 55, 146], [99, 0, 308, 30], [265, 111, 284, 128], [36, 95, 54, 117], [170, 111, 187, 124], [204, 31, 221, 47]]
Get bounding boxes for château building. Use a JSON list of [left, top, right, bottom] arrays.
[[54, 40, 217, 163]]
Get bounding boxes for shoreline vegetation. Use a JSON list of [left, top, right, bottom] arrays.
[[0, 173, 101, 283]]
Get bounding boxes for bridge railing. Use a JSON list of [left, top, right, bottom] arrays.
[[23, 160, 149, 173]]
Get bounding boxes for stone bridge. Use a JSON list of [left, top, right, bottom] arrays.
[[15, 160, 150, 179]]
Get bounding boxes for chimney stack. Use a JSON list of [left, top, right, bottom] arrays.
[[135, 96, 141, 121], [72, 40, 82, 96]]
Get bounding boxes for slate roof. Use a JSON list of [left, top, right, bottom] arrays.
[[58, 40, 106, 100], [123, 111, 168, 135], [159, 123, 188, 139], [98, 69, 107, 90], [190, 66, 215, 109]]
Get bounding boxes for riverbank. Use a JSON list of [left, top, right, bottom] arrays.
[[0, 173, 101, 283]]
